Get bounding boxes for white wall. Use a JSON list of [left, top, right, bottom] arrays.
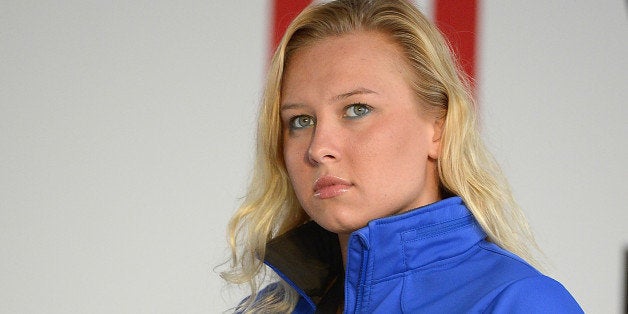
[[1, 1, 267, 312], [1, 1, 625, 313], [481, 2, 628, 313]]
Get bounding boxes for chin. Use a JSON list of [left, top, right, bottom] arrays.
[[314, 212, 369, 235]]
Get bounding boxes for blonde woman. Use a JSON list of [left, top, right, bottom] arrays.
[[223, 0, 582, 312]]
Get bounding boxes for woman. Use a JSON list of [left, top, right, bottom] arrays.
[[222, 0, 582, 312]]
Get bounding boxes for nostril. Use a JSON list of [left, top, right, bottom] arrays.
[[307, 150, 337, 165], [307, 126, 339, 163]]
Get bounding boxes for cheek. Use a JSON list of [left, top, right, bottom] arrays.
[[283, 137, 308, 188], [358, 118, 431, 162], [283, 149, 298, 177], [282, 133, 297, 167], [352, 118, 433, 194]]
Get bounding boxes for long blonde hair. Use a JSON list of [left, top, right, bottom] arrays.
[[222, 0, 538, 312]]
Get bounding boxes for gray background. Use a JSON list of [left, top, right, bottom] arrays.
[[1, 1, 626, 313]]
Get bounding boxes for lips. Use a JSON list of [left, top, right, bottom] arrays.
[[313, 175, 352, 199]]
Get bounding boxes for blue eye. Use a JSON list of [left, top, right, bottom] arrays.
[[289, 115, 315, 130], [344, 103, 371, 118]]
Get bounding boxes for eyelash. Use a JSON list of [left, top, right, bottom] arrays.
[[288, 115, 316, 130], [287, 103, 372, 131], [344, 103, 371, 119]]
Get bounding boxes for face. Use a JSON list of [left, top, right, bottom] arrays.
[[281, 31, 442, 236]]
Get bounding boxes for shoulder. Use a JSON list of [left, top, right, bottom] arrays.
[[234, 283, 279, 313], [485, 275, 583, 313], [235, 282, 314, 314], [471, 242, 583, 312]]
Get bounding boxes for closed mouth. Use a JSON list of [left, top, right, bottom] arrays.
[[313, 175, 352, 199]]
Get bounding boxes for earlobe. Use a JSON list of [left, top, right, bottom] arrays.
[[429, 118, 444, 159]]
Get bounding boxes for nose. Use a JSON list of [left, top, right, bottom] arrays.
[[307, 122, 340, 165]]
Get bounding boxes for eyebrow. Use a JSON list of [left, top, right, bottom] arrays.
[[281, 87, 378, 111], [332, 87, 378, 101], [280, 103, 305, 111]]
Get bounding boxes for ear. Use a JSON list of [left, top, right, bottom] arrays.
[[428, 117, 444, 159]]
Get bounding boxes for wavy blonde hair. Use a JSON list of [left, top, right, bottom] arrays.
[[222, 0, 538, 312]]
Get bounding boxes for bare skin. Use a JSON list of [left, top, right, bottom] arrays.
[[281, 31, 443, 266]]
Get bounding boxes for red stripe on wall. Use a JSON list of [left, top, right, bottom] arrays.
[[434, 0, 478, 84], [271, 0, 312, 52], [271, 0, 479, 87]]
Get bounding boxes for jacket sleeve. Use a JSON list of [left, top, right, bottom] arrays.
[[484, 275, 583, 313]]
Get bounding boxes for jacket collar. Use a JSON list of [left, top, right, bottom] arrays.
[[264, 220, 343, 311], [263, 196, 486, 310]]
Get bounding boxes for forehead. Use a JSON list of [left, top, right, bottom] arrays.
[[281, 31, 412, 100]]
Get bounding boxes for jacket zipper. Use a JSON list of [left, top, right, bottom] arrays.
[[353, 239, 369, 312]]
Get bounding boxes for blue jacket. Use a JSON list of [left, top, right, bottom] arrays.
[[263, 197, 583, 313]]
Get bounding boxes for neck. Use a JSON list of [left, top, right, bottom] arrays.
[[338, 233, 350, 268]]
